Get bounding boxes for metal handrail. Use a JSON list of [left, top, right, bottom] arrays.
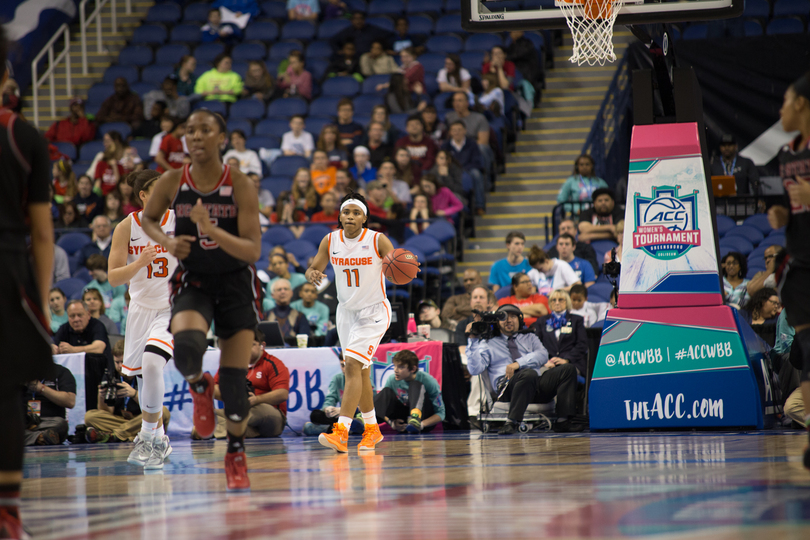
[[79, 0, 118, 75], [31, 24, 72, 129]]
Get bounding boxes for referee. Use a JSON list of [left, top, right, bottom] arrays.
[[0, 27, 56, 537]]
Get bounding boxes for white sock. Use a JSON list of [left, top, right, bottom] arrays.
[[141, 419, 159, 439], [338, 415, 353, 431], [362, 409, 378, 425], [153, 419, 165, 440]]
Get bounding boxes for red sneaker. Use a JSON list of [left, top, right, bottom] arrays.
[[224, 451, 250, 492], [190, 372, 216, 439], [0, 507, 25, 540]]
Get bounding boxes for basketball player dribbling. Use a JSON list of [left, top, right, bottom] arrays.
[[768, 71, 810, 470], [141, 109, 264, 490], [306, 192, 395, 453], [107, 170, 177, 469]]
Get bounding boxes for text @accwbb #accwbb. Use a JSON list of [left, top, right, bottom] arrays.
[[604, 342, 735, 368], [625, 393, 724, 422]]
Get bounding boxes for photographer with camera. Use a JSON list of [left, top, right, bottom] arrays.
[[466, 303, 584, 434], [23, 365, 76, 446]]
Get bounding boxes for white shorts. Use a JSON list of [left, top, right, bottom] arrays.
[[122, 304, 174, 376], [336, 299, 391, 368]]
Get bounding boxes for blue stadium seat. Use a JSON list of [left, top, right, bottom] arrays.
[[435, 14, 463, 34], [465, 33, 502, 52], [118, 46, 153, 67], [284, 239, 318, 262], [726, 225, 765, 246], [426, 35, 463, 54], [255, 118, 290, 136], [494, 286, 511, 300], [742, 214, 773, 235], [715, 214, 736, 237], [309, 96, 341, 117], [299, 225, 333, 245], [79, 140, 104, 161], [131, 25, 167, 45], [102, 65, 138, 84], [769, 226, 786, 236], [245, 20, 279, 42], [56, 233, 91, 256], [227, 119, 254, 136], [232, 42, 267, 62], [183, 3, 211, 22], [419, 52, 446, 73], [774, 0, 810, 17], [53, 142, 77, 161], [423, 74, 439, 97], [262, 226, 297, 246], [269, 41, 303, 60], [432, 91, 455, 111], [389, 113, 408, 132], [361, 74, 390, 94], [54, 278, 88, 300], [155, 44, 190, 66], [590, 239, 618, 263], [459, 51, 484, 71], [72, 162, 92, 178], [194, 42, 225, 64], [369, 0, 405, 15], [146, 2, 181, 23], [246, 135, 280, 150], [229, 99, 266, 121], [743, 0, 771, 18], [305, 40, 333, 60], [759, 234, 786, 248], [193, 100, 227, 116], [766, 17, 804, 34], [261, 1, 289, 19], [261, 176, 292, 200], [141, 64, 173, 84], [344, 0, 368, 12], [130, 82, 158, 97], [72, 267, 92, 284], [367, 17, 395, 32], [317, 18, 351, 39], [747, 244, 769, 263], [170, 24, 203, 43], [307, 58, 329, 81], [266, 97, 309, 119], [523, 31, 545, 53], [305, 117, 333, 137], [744, 20, 764, 36], [408, 0, 441, 15], [271, 155, 310, 176], [719, 236, 754, 255], [321, 76, 360, 97], [231, 61, 249, 80], [588, 283, 613, 302], [98, 122, 131, 140], [408, 15, 434, 35], [129, 140, 151, 160], [444, 0, 462, 12], [423, 219, 456, 245], [281, 21, 315, 41], [354, 94, 384, 112], [682, 24, 709, 40]]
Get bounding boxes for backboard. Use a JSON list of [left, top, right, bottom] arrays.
[[461, 0, 744, 31]]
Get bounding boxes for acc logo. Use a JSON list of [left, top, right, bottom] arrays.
[[632, 185, 701, 260]]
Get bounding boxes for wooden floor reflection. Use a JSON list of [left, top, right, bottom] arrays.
[[22, 430, 810, 540]]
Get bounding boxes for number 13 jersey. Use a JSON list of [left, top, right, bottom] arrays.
[[129, 210, 178, 310], [328, 228, 387, 311]]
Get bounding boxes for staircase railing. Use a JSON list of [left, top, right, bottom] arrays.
[[79, 0, 132, 75], [31, 24, 72, 129]]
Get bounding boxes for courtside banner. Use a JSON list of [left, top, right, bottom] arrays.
[[372, 341, 444, 390]]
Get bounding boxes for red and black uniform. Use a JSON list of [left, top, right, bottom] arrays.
[[214, 351, 290, 415], [169, 164, 263, 339]]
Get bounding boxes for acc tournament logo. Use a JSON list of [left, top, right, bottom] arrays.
[[632, 185, 701, 260]]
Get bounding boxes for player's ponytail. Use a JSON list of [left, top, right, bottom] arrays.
[[126, 170, 161, 198]]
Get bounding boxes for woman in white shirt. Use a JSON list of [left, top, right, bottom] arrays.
[[527, 245, 581, 296], [479, 72, 505, 116], [222, 129, 262, 178], [437, 54, 471, 94]]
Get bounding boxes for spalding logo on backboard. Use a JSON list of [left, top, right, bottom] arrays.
[[632, 185, 701, 260]]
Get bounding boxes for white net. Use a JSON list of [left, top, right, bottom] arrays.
[[557, 0, 622, 66]]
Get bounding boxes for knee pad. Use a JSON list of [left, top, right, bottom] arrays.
[[173, 330, 207, 380], [218, 367, 250, 422]]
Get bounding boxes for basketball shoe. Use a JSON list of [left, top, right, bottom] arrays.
[[127, 433, 153, 466], [319, 422, 349, 453], [224, 452, 250, 492], [190, 372, 216, 438], [358, 423, 383, 452], [405, 413, 422, 434], [144, 435, 173, 470]]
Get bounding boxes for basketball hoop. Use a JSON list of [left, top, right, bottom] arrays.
[[555, 0, 622, 66]]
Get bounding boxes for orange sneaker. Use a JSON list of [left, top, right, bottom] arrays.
[[224, 451, 250, 492], [358, 423, 383, 452], [319, 422, 349, 453], [190, 372, 216, 439]]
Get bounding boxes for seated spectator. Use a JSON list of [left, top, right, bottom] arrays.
[[391, 17, 426, 55], [52, 159, 77, 205], [386, 73, 427, 115], [482, 46, 516, 90], [393, 148, 419, 189], [527, 246, 581, 295], [396, 115, 438, 171], [270, 190, 306, 238], [722, 252, 750, 309], [506, 30, 543, 104], [82, 288, 119, 337], [336, 98, 364, 151], [278, 51, 313, 101], [710, 134, 760, 195], [365, 180, 393, 231], [489, 231, 531, 292], [287, 0, 319, 21], [52, 300, 113, 411], [349, 146, 376, 185], [747, 245, 785, 296], [442, 269, 483, 328], [429, 149, 464, 201], [265, 278, 313, 345], [49, 287, 69, 334], [73, 175, 104, 223], [370, 105, 401, 146], [421, 105, 446, 145], [195, 54, 243, 103], [57, 200, 87, 229], [361, 41, 398, 77], [555, 233, 595, 287], [269, 245, 307, 276], [419, 174, 462, 221], [303, 356, 368, 436], [333, 168, 365, 199], [546, 218, 599, 275], [438, 54, 472, 94], [174, 55, 197, 97], [409, 193, 432, 235], [263, 253, 309, 313], [400, 48, 425, 95], [201, 8, 242, 44], [443, 120, 485, 214], [378, 162, 412, 206], [291, 282, 330, 338], [331, 12, 394, 56], [148, 115, 174, 159], [291, 167, 320, 215], [327, 41, 361, 79], [466, 303, 584, 434], [223, 129, 261, 179], [83, 254, 126, 309], [281, 115, 314, 158], [374, 350, 445, 434], [53, 243, 71, 283], [45, 97, 96, 146], [323, 0, 346, 19], [364, 121, 393, 169], [242, 60, 275, 102], [143, 77, 190, 123], [739, 288, 781, 341], [23, 364, 76, 446], [530, 289, 588, 376], [317, 124, 349, 168], [1, 77, 22, 113], [103, 191, 124, 227], [445, 92, 494, 190], [311, 190, 340, 229], [108, 290, 129, 335], [117, 177, 141, 216], [93, 131, 127, 196], [497, 272, 549, 326], [96, 77, 143, 128], [132, 100, 168, 142], [212, 0, 260, 27], [155, 119, 187, 174], [77, 216, 114, 267], [84, 339, 171, 443], [311, 150, 338, 195], [418, 299, 455, 331], [569, 283, 608, 328], [479, 73, 505, 116], [577, 188, 624, 243], [557, 154, 608, 210]]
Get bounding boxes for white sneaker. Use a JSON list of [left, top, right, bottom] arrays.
[[127, 434, 153, 466], [144, 435, 172, 470]]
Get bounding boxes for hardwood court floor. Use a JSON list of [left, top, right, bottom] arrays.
[[21, 430, 810, 540]]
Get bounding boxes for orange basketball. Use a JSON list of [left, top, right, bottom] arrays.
[[383, 248, 420, 285]]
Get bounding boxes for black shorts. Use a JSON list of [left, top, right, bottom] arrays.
[[782, 263, 810, 328], [170, 264, 264, 340]]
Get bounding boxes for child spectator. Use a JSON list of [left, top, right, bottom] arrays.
[[336, 98, 364, 151], [374, 350, 445, 434], [155, 119, 186, 173], [201, 8, 241, 44], [311, 191, 340, 229], [281, 115, 314, 158], [408, 193, 432, 235], [310, 150, 337, 195], [569, 284, 609, 328], [278, 51, 313, 101], [349, 146, 376, 185], [317, 124, 349, 168], [223, 129, 262, 178], [291, 282, 330, 338]]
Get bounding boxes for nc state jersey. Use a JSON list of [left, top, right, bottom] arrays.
[[328, 228, 386, 311], [129, 210, 178, 309]]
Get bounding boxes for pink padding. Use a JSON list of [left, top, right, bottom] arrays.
[[606, 304, 737, 330], [619, 293, 723, 309], [630, 123, 702, 161]]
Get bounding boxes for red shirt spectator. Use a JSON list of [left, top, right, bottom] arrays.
[[498, 293, 549, 326], [278, 53, 313, 101], [94, 160, 125, 196], [215, 351, 290, 415], [310, 209, 340, 229], [156, 134, 185, 173], [367, 199, 388, 233], [395, 134, 438, 171], [45, 98, 96, 146], [270, 209, 307, 223]]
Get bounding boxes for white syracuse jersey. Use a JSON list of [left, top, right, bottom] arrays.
[[328, 228, 386, 311], [128, 210, 178, 310]]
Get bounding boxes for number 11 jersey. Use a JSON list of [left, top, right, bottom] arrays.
[[129, 210, 178, 310], [328, 228, 387, 311]]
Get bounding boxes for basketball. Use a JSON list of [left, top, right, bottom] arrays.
[[383, 248, 420, 285]]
